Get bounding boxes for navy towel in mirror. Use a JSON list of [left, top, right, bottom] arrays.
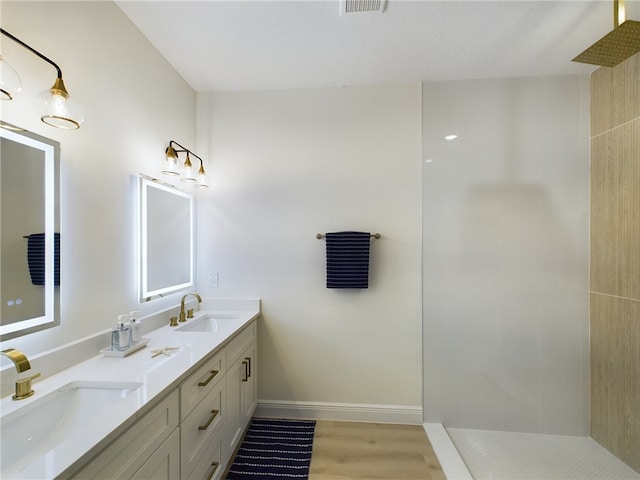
[[27, 233, 60, 286], [325, 231, 371, 289]]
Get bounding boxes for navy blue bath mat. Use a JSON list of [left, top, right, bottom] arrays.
[[226, 417, 316, 479]]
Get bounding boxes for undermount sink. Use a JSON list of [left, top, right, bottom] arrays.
[[174, 314, 238, 332], [1, 380, 143, 473]]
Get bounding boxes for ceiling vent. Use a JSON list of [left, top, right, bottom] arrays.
[[340, 0, 388, 15]]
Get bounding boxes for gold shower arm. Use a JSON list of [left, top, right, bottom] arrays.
[[614, 0, 625, 27]]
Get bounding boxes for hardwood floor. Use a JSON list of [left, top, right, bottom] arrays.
[[308, 421, 446, 480]]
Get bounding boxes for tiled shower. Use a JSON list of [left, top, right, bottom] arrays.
[[422, 52, 639, 477]]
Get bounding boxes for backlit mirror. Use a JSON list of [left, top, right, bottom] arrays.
[[138, 175, 194, 302], [1, 122, 60, 340]]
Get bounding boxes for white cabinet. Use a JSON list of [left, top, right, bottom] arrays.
[[130, 428, 180, 480], [181, 374, 226, 478], [223, 321, 257, 463], [240, 343, 257, 423], [72, 318, 258, 480], [180, 348, 225, 421], [71, 390, 179, 480]]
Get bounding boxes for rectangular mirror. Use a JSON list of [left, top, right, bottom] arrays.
[[138, 175, 194, 302], [1, 123, 60, 340]]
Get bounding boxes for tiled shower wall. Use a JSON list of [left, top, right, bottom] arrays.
[[590, 52, 640, 473]]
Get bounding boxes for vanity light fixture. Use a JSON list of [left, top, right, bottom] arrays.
[[0, 54, 22, 100], [162, 140, 209, 189], [0, 28, 83, 129]]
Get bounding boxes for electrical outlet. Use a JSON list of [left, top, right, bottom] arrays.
[[208, 272, 219, 288]]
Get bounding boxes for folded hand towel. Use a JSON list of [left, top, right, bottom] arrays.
[[325, 231, 371, 289], [27, 233, 60, 286]]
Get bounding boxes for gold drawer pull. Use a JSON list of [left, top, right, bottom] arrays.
[[198, 369, 219, 387], [206, 461, 220, 480], [198, 409, 219, 430]]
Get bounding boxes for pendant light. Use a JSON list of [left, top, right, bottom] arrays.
[[0, 28, 83, 129]]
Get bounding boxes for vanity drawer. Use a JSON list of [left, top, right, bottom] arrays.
[[180, 348, 225, 420], [226, 320, 256, 366], [183, 430, 224, 480], [181, 377, 226, 478]]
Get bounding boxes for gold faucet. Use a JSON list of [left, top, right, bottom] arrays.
[[179, 292, 202, 322], [1, 348, 41, 400]]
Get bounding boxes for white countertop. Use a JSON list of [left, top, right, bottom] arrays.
[[0, 306, 260, 480]]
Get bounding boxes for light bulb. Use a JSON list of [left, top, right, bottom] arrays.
[[195, 164, 209, 189], [162, 145, 180, 176], [181, 154, 196, 183], [39, 78, 83, 129]]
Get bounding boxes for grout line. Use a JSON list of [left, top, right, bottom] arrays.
[[589, 291, 640, 303], [590, 116, 640, 139]]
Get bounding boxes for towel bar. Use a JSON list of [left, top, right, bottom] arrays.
[[316, 233, 381, 239]]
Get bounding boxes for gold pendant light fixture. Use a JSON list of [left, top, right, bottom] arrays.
[[163, 140, 209, 189], [572, 0, 640, 67], [0, 28, 83, 129]]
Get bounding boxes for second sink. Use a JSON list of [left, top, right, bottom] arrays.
[[174, 314, 238, 332]]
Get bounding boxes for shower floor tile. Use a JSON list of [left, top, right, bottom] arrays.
[[447, 428, 640, 480]]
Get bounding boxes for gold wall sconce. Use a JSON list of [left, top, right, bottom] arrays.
[[163, 140, 209, 189], [0, 28, 83, 129]]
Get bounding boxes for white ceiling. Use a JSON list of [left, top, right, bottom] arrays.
[[115, 0, 640, 92]]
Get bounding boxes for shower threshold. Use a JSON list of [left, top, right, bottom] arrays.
[[425, 423, 640, 480]]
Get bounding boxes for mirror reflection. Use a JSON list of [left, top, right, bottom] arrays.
[[139, 175, 194, 301], [0, 123, 60, 340]]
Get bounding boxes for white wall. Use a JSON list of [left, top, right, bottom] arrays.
[[196, 84, 424, 416], [422, 76, 590, 434], [1, 2, 196, 356]]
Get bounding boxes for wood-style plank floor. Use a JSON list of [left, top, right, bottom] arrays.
[[308, 421, 446, 480]]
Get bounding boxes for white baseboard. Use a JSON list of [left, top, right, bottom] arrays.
[[255, 400, 423, 425]]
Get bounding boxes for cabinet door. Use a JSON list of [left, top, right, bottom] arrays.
[[130, 428, 180, 480], [223, 353, 243, 464], [223, 341, 257, 463], [240, 342, 257, 426]]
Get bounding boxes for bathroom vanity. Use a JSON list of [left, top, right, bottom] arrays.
[[0, 302, 259, 480]]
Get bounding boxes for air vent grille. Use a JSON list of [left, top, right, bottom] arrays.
[[340, 0, 388, 15]]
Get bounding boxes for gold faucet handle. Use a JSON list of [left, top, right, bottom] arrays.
[[14, 372, 41, 401], [169, 316, 178, 327], [187, 308, 195, 319]]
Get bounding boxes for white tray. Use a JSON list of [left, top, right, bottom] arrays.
[[101, 337, 150, 358]]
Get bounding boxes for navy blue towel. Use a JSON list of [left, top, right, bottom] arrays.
[[27, 233, 60, 286], [325, 231, 371, 289]]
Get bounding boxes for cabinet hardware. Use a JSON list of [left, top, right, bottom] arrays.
[[245, 356, 252, 378], [242, 360, 248, 382], [206, 461, 220, 480], [198, 369, 219, 387], [198, 409, 219, 430]]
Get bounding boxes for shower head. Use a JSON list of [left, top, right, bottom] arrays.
[[572, 0, 640, 67]]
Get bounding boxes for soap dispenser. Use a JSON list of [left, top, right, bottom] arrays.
[[116, 315, 131, 351], [129, 311, 142, 344]]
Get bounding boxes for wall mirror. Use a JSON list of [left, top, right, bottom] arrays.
[[1, 122, 60, 340], [138, 175, 194, 302]]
